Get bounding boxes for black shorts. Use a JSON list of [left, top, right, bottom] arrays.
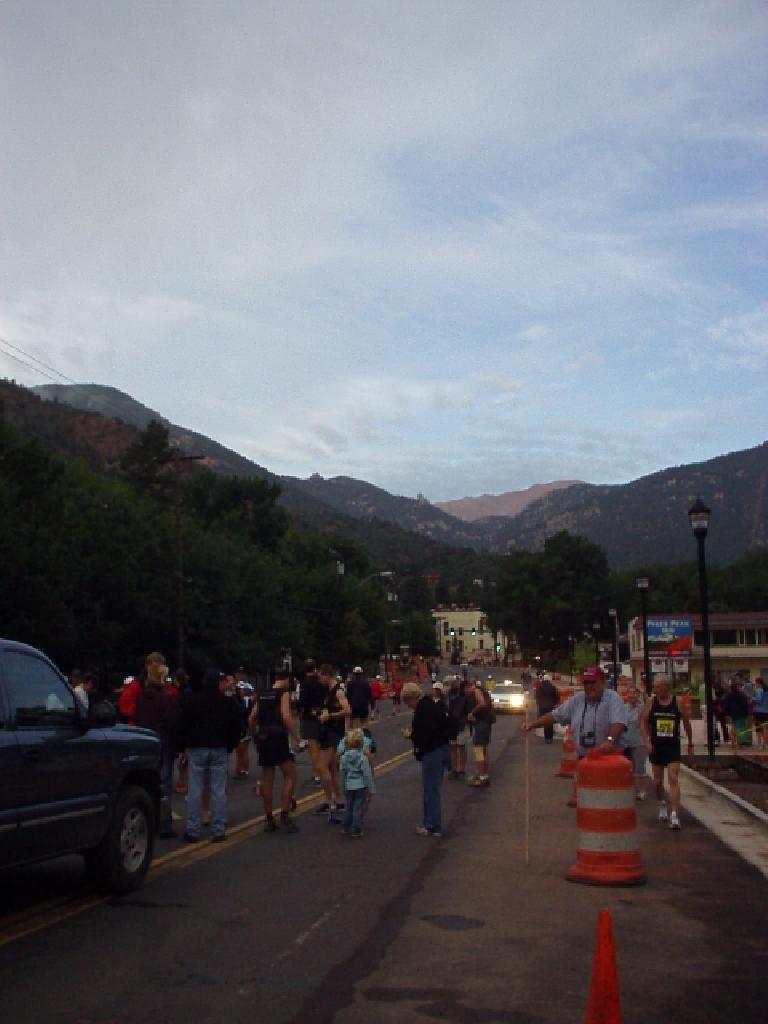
[[256, 732, 293, 768], [649, 741, 681, 767], [319, 725, 345, 751], [300, 718, 321, 742]]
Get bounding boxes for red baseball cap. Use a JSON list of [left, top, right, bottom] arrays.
[[582, 665, 605, 683]]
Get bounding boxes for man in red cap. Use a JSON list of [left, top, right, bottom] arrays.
[[522, 666, 628, 756]]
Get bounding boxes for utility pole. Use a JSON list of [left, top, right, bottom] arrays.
[[167, 448, 205, 669]]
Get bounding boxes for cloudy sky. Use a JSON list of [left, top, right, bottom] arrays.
[[2, 1, 766, 501]]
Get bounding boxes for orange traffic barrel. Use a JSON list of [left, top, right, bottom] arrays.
[[567, 751, 646, 887], [555, 726, 578, 778]]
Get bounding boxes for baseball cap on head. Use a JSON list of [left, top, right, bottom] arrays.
[[582, 665, 605, 683], [353, 666, 363, 673]]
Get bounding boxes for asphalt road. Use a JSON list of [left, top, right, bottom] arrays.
[[1, 692, 766, 1024]]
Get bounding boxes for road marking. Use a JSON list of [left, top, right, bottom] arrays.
[[0, 749, 413, 948]]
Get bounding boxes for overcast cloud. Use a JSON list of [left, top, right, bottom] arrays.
[[1, 1, 766, 500]]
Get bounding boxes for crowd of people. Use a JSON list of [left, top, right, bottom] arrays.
[[709, 671, 768, 750], [65, 654, 499, 843], [66, 653, 766, 845]]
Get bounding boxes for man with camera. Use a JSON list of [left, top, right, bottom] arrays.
[[522, 665, 627, 755]]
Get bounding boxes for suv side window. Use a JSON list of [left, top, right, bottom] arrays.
[[3, 651, 76, 728]]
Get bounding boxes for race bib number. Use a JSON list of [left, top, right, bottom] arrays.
[[655, 716, 676, 738]]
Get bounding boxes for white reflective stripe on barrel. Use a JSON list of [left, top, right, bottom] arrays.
[[578, 788, 635, 809], [577, 830, 640, 852]]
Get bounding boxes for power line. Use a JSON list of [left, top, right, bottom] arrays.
[[0, 345, 65, 385], [0, 336, 77, 385]]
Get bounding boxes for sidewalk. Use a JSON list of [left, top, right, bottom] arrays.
[[322, 728, 767, 1024]]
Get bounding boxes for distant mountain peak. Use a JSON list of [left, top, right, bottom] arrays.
[[435, 481, 581, 522]]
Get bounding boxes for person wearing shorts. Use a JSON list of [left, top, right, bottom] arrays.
[[249, 668, 301, 833], [641, 675, 693, 831], [446, 676, 471, 780], [466, 678, 494, 787], [316, 664, 351, 824], [297, 658, 325, 783]]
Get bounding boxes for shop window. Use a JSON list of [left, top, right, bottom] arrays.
[[712, 629, 738, 646]]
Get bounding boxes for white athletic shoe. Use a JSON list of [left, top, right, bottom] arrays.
[[668, 811, 681, 830], [657, 802, 669, 823]]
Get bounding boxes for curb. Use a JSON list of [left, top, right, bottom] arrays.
[[680, 762, 768, 826]]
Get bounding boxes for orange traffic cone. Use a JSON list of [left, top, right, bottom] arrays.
[[586, 910, 622, 1024], [556, 726, 578, 778]]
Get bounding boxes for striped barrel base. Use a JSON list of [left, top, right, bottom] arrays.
[[567, 851, 646, 887], [568, 751, 647, 886]]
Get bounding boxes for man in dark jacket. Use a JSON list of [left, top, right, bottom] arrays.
[[402, 681, 451, 837], [136, 671, 181, 838], [535, 674, 559, 744], [180, 670, 243, 843], [346, 666, 372, 726]]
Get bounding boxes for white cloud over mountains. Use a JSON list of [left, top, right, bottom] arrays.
[[1, 1, 766, 499]]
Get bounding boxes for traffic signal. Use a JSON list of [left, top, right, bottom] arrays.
[[471, 628, 476, 636], [450, 628, 455, 636], [495, 642, 502, 652]]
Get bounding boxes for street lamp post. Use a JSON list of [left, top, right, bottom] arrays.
[[609, 608, 619, 688], [689, 497, 715, 762], [635, 576, 652, 696]]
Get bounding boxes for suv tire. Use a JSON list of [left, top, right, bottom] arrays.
[[84, 785, 155, 894]]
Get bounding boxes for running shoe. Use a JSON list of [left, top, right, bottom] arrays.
[[280, 814, 299, 833], [658, 801, 669, 823], [668, 811, 681, 831], [264, 816, 278, 833], [314, 802, 330, 814]]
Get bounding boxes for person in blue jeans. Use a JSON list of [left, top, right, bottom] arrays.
[[180, 669, 243, 843], [339, 728, 376, 837], [402, 682, 452, 837]]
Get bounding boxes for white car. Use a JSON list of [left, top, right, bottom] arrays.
[[490, 681, 527, 714]]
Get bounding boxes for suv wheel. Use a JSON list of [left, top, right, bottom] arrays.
[[84, 785, 155, 893]]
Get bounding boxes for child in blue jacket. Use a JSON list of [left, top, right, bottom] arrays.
[[339, 728, 376, 837]]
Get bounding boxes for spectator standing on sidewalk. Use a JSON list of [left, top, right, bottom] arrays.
[[534, 674, 559, 743], [640, 674, 693, 830], [402, 681, 452, 836], [722, 677, 752, 749], [753, 678, 768, 751], [522, 666, 627, 757]]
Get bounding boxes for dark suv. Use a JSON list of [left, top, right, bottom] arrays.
[[0, 639, 162, 893]]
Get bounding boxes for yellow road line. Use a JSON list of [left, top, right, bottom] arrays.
[[0, 749, 412, 948]]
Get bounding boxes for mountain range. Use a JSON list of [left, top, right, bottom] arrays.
[[5, 381, 766, 568]]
